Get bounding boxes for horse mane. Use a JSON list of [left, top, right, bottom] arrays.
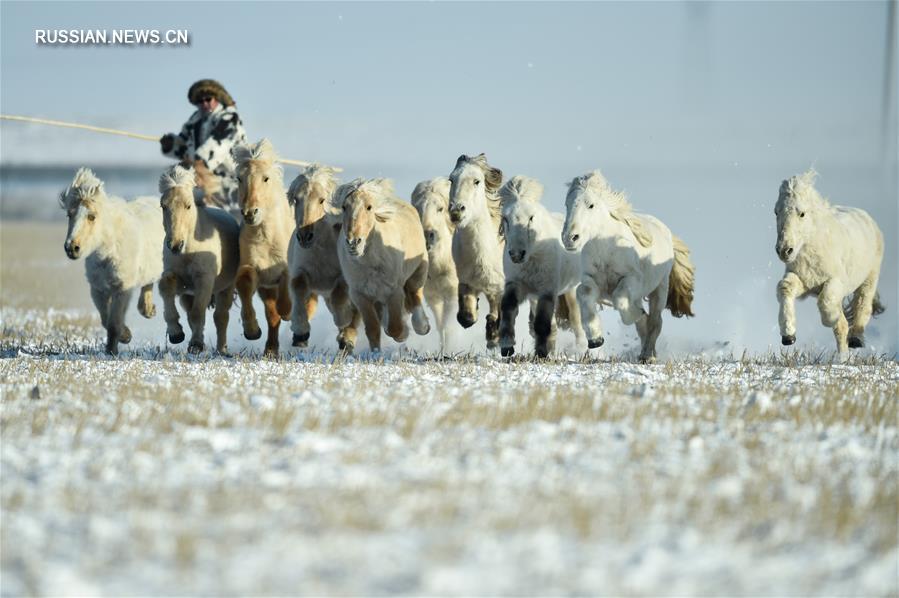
[[454, 153, 503, 229], [780, 168, 832, 211], [499, 175, 544, 208], [411, 177, 451, 210], [340, 177, 403, 222], [158, 165, 195, 193], [568, 170, 653, 247], [288, 163, 341, 216], [232, 138, 285, 190], [59, 167, 105, 209]]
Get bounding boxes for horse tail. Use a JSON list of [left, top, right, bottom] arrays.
[[667, 235, 695, 318], [843, 290, 885, 325]]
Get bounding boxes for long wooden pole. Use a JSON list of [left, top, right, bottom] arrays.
[[0, 114, 334, 170]]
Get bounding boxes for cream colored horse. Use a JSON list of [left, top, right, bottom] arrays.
[[232, 139, 293, 357], [775, 169, 884, 355], [447, 153, 505, 349], [336, 178, 430, 352], [157, 165, 240, 354], [411, 177, 458, 352], [562, 170, 695, 363], [59, 168, 163, 354], [287, 164, 361, 352]]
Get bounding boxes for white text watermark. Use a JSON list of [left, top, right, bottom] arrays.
[[35, 29, 190, 46]]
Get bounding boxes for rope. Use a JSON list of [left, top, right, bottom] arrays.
[[0, 114, 338, 171]]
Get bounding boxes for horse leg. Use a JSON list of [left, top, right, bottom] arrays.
[[533, 294, 556, 359], [353, 293, 382, 352], [441, 296, 457, 353], [564, 289, 586, 349], [777, 271, 805, 345], [639, 283, 667, 364], [235, 265, 262, 340], [186, 277, 214, 354], [404, 262, 431, 336], [485, 292, 501, 350], [330, 281, 359, 352], [137, 284, 156, 318], [428, 295, 445, 350], [258, 287, 281, 358], [386, 290, 410, 343], [847, 270, 880, 348], [577, 282, 604, 349], [289, 271, 312, 347], [457, 283, 478, 329], [90, 286, 111, 331], [499, 282, 524, 357], [276, 274, 292, 320], [817, 280, 849, 356], [213, 285, 235, 354], [158, 272, 184, 344], [106, 289, 133, 355]]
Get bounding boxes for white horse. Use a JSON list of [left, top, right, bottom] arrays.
[[59, 168, 163, 354], [498, 175, 585, 358], [448, 153, 505, 349], [286, 164, 361, 352], [411, 177, 458, 352], [775, 169, 884, 354], [157, 165, 240, 354], [561, 170, 695, 363], [336, 178, 430, 352]]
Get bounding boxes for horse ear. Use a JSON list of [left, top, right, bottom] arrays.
[[454, 154, 468, 169], [287, 174, 306, 206]]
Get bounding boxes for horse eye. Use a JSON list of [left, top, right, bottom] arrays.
[[588, 203, 595, 209], [186, 204, 191, 210], [529, 215, 534, 222], [88, 214, 96, 222], [263, 176, 270, 183], [473, 180, 480, 186], [366, 205, 372, 211], [319, 198, 325, 204], [236, 176, 242, 183], [799, 211, 805, 218], [437, 207, 444, 213]]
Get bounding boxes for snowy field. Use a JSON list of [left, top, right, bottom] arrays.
[[1, 222, 898, 596]]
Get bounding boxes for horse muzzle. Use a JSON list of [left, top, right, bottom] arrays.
[[64, 241, 81, 260], [297, 227, 314, 248], [242, 207, 261, 225], [168, 240, 186, 254], [776, 244, 796, 263], [345, 237, 364, 257], [449, 207, 464, 224], [562, 234, 581, 252], [508, 249, 526, 264]]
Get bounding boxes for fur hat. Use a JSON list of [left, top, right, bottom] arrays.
[[187, 79, 235, 107]]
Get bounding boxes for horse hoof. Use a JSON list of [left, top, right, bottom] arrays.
[[141, 305, 156, 319], [217, 347, 231, 357], [457, 312, 476, 329], [338, 341, 354, 354], [536, 347, 549, 359], [639, 355, 657, 364], [119, 327, 132, 344], [244, 326, 262, 341], [588, 337, 604, 349], [501, 346, 515, 357], [263, 348, 279, 359], [169, 331, 185, 344], [486, 339, 499, 350], [781, 335, 796, 346], [848, 337, 864, 349], [188, 343, 203, 355], [292, 332, 310, 347]]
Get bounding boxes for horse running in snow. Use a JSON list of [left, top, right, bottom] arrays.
[[59, 168, 163, 354], [447, 153, 505, 349], [286, 164, 361, 352], [774, 169, 884, 355], [497, 175, 585, 358], [157, 165, 240, 354], [561, 170, 695, 363]]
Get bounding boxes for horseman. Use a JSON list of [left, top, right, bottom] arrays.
[[160, 79, 247, 213]]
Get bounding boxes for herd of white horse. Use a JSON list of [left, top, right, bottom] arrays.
[[58, 138, 885, 360]]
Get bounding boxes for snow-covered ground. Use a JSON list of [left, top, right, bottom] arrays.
[[1, 223, 897, 596]]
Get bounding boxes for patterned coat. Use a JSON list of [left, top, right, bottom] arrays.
[[163, 104, 247, 210]]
